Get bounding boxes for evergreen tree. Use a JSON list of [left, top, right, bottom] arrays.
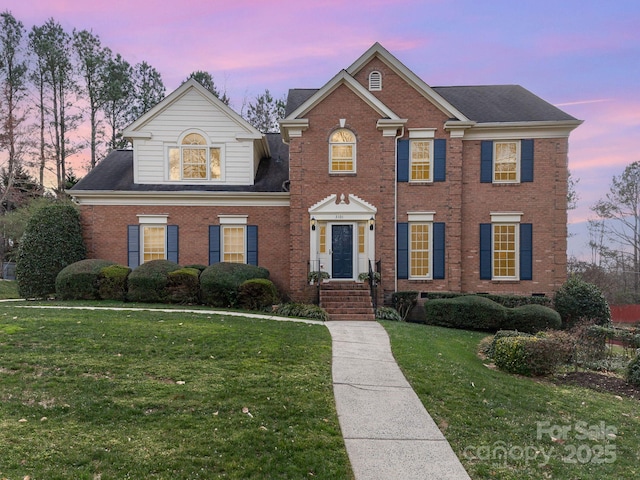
[[244, 89, 286, 133], [185, 70, 229, 105]]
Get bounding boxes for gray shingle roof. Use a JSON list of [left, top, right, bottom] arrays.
[[285, 85, 578, 123], [433, 85, 578, 123], [71, 133, 289, 193]]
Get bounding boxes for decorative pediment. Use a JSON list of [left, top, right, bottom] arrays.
[[308, 193, 377, 221]]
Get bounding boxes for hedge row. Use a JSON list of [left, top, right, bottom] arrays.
[[421, 291, 552, 308], [55, 259, 278, 310], [422, 295, 561, 333]]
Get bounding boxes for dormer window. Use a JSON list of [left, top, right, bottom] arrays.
[[368, 71, 382, 91], [329, 129, 356, 173], [168, 132, 222, 181]]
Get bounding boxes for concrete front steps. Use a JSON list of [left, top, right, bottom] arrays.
[[320, 282, 376, 321]]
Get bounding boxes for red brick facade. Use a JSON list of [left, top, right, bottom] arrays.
[[74, 43, 579, 304]]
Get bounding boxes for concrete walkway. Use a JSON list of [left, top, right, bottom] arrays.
[[326, 321, 471, 480]]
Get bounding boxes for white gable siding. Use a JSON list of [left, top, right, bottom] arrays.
[[133, 88, 255, 185]]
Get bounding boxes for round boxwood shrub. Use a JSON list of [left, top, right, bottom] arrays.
[[200, 262, 269, 307], [493, 336, 533, 375], [16, 202, 87, 298], [55, 259, 115, 300], [237, 278, 279, 311], [127, 260, 181, 303], [98, 264, 131, 301], [166, 267, 201, 304], [627, 353, 640, 387], [503, 304, 562, 333], [554, 276, 611, 329]]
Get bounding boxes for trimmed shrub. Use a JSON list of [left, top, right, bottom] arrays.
[[16, 202, 86, 298], [504, 304, 562, 333], [527, 331, 574, 375], [376, 306, 402, 321], [127, 260, 181, 303], [493, 336, 532, 375], [423, 295, 507, 331], [422, 291, 552, 308], [237, 278, 279, 311], [486, 330, 533, 359], [274, 303, 329, 322], [98, 264, 131, 301], [55, 259, 115, 300], [493, 333, 573, 376], [391, 291, 418, 321], [166, 267, 201, 304], [554, 276, 611, 329], [200, 262, 269, 307], [626, 354, 640, 387]]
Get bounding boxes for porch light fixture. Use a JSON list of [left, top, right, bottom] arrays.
[[311, 217, 316, 231], [369, 216, 375, 230]]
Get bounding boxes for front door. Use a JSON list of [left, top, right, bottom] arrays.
[[332, 224, 353, 279]]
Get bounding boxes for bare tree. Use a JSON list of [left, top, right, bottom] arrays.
[[101, 53, 133, 150], [591, 161, 640, 297], [0, 11, 31, 209], [73, 29, 109, 169], [29, 19, 82, 193]]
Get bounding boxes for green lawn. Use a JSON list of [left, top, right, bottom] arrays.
[[382, 321, 640, 480], [0, 305, 352, 479]]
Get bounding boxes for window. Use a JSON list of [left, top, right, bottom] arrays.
[[169, 132, 222, 181], [209, 217, 258, 266], [142, 226, 166, 263], [410, 140, 433, 182], [494, 141, 519, 183], [481, 139, 534, 184], [329, 129, 356, 173], [358, 224, 365, 254], [222, 226, 245, 263], [397, 213, 445, 281], [479, 213, 532, 281], [368, 71, 382, 91], [127, 216, 178, 268], [319, 225, 327, 254], [410, 223, 431, 278], [493, 223, 517, 279]]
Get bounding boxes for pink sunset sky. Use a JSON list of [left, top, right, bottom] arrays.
[[4, 0, 640, 259]]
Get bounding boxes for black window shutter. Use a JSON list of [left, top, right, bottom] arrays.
[[127, 225, 140, 268], [481, 141, 493, 183]]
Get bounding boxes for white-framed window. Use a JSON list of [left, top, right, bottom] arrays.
[[493, 140, 520, 183], [142, 226, 166, 263], [168, 132, 222, 181], [368, 71, 382, 91], [137, 214, 169, 264], [219, 215, 247, 264], [408, 212, 435, 279], [410, 139, 433, 182], [491, 213, 522, 280], [329, 129, 356, 173]]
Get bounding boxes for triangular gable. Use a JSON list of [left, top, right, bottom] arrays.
[[285, 70, 401, 121], [123, 78, 265, 143], [309, 193, 377, 221], [347, 42, 470, 122]]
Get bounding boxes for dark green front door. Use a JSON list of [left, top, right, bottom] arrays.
[[332, 224, 353, 279]]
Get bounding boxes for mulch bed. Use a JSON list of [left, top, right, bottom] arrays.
[[553, 371, 640, 400]]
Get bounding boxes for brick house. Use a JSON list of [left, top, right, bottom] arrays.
[[71, 43, 581, 305]]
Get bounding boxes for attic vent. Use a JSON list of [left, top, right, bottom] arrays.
[[368, 71, 382, 91]]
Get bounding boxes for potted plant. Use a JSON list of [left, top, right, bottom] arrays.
[[308, 271, 330, 284], [358, 271, 381, 283]]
